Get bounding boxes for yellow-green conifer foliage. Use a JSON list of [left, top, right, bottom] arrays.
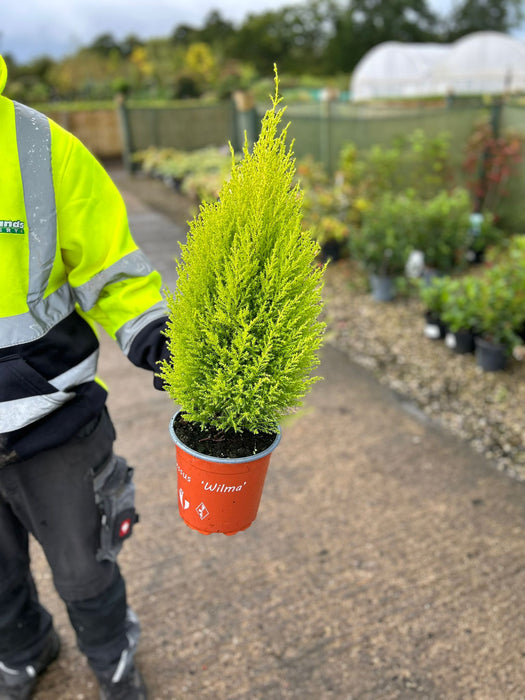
[[160, 68, 325, 434]]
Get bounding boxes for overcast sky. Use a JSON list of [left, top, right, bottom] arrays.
[[2, 0, 308, 62], [0, 0, 510, 64]]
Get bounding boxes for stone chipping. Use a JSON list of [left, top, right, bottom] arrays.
[[322, 260, 525, 481]]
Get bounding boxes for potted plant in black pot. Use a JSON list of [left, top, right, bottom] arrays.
[[474, 264, 525, 372], [158, 69, 326, 535], [416, 188, 471, 279], [440, 275, 482, 354], [348, 190, 416, 301], [418, 275, 452, 340]]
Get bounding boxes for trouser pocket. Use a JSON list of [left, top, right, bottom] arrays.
[[92, 455, 139, 563]]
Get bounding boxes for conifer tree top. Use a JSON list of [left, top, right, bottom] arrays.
[[159, 66, 325, 436]]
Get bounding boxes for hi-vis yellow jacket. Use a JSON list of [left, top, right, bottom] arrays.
[[0, 55, 168, 463]]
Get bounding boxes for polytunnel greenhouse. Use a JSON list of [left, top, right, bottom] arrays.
[[351, 31, 525, 100]]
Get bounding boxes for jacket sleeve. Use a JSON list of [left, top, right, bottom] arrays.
[[128, 317, 170, 389], [51, 122, 169, 373]]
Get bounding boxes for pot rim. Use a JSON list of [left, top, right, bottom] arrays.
[[169, 410, 281, 464], [474, 335, 508, 354]]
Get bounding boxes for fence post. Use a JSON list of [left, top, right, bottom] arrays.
[[473, 96, 504, 213], [116, 94, 134, 173], [232, 90, 258, 151], [320, 89, 336, 175], [490, 96, 503, 139]]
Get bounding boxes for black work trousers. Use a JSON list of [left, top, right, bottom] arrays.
[[0, 409, 138, 676]]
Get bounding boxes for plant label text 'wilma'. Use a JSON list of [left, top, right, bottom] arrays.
[[202, 481, 247, 493]]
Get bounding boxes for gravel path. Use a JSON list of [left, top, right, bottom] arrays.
[[322, 259, 525, 481]]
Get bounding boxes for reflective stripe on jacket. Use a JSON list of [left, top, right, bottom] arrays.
[[0, 55, 168, 450]]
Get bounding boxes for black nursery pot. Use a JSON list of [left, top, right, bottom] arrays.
[[475, 336, 508, 372], [465, 248, 485, 265], [445, 329, 476, 354], [319, 238, 343, 263]]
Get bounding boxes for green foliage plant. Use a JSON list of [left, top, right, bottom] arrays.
[[419, 275, 453, 318], [403, 129, 453, 199], [133, 145, 235, 183], [338, 130, 454, 202], [425, 234, 525, 353], [364, 143, 405, 198], [297, 154, 369, 252], [475, 268, 525, 351], [486, 232, 525, 269], [439, 275, 483, 334], [301, 181, 351, 247], [348, 190, 417, 276], [474, 240, 525, 351], [415, 188, 471, 273], [132, 146, 179, 176], [159, 67, 325, 436]]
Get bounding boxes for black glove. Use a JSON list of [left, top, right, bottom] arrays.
[[153, 338, 171, 391], [126, 316, 171, 392]]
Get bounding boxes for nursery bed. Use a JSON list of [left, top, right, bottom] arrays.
[[322, 259, 525, 481]]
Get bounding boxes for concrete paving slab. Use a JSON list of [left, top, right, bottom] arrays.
[[30, 170, 525, 700]]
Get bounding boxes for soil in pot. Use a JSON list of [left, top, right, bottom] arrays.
[[173, 412, 276, 459]]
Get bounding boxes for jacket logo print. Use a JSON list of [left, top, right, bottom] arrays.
[[0, 219, 25, 234]]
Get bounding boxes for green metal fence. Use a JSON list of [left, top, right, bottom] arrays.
[[498, 102, 525, 231], [282, 101, 490, 173], [121, 98, 525, 231], [124, 99, 494, 169], [123, 101, 236, 154]]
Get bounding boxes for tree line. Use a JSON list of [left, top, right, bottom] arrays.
[[4, 0, 524, 103]]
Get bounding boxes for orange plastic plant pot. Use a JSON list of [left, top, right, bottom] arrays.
[[169, 413, 281, 535]]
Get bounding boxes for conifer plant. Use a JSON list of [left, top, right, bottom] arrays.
[[159, 67, 325, 459]]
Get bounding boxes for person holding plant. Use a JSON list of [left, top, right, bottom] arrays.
[[0, 54, 168, 699]]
